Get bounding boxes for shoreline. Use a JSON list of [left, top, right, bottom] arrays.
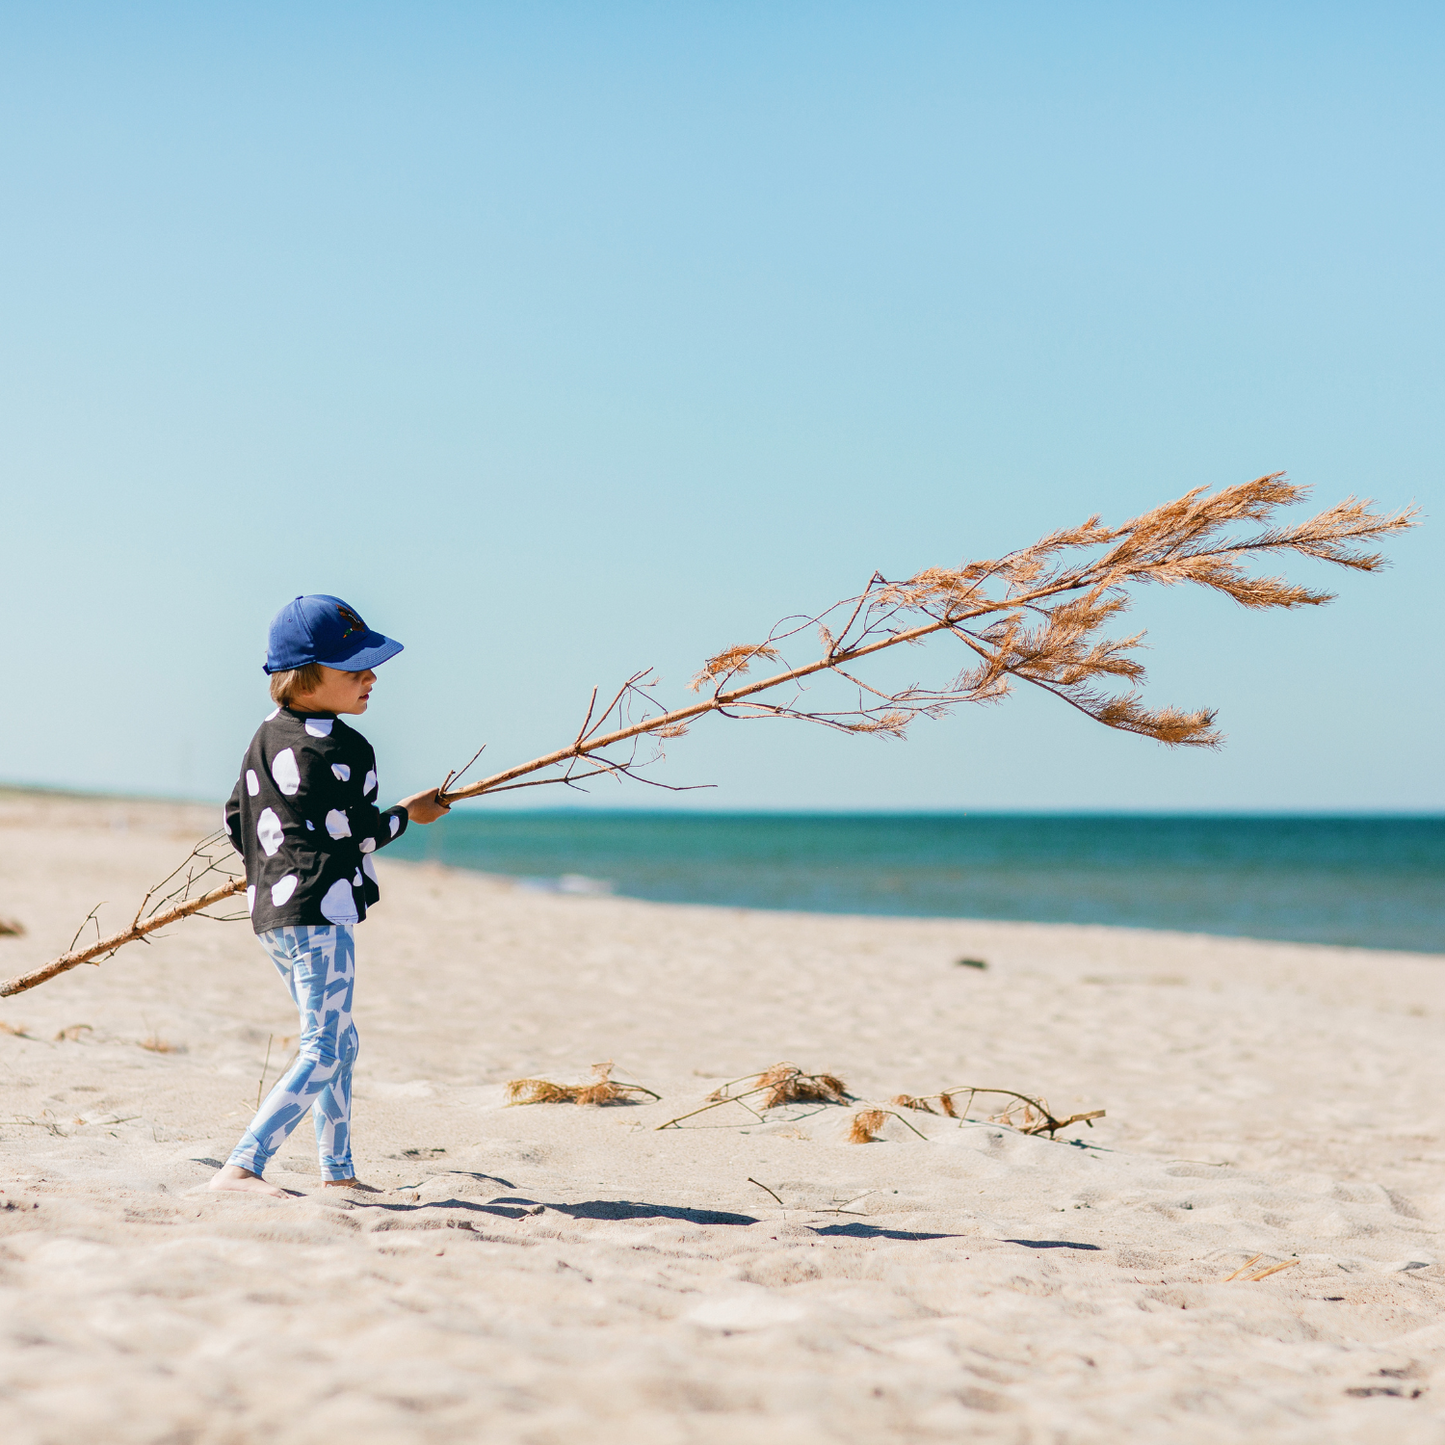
[[405, 853, 1445, 964], [2, 781, 1441, 964]]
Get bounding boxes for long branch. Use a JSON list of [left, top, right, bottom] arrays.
[[0, 878, 246, 998], [9, 475, 1415, 1000]]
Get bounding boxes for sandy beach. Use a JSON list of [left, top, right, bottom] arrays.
[[3, 788, 1445, 1443]]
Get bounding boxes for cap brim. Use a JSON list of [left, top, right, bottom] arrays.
[[316, 632, 404, 671]]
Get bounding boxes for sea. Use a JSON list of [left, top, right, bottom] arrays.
[[389, 812, 1445, 955]]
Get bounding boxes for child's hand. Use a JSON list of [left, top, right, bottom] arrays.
[[398, 788, 451, 824]]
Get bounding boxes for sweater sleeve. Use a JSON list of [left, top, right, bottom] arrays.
[[347, 747, 409, 853], [309, 734, 408, 855]]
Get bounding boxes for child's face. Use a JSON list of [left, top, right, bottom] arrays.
[[295, 667, 377, 715]]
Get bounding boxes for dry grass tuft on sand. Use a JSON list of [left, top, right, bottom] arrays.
[[506, 1061, 660, 1107], [746, 1062, 850, 1109], [657, 1062, 851, 1129], [848, 1109, 889, 1143]]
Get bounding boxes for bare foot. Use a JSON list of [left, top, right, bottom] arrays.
[[207, 1164, 292, 1199], [323, 1178, 381, 1192]]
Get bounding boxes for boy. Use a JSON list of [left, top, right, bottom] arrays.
[[209, 594, 448, 1198]]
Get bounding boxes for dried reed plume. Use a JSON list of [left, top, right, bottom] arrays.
[[740, 1063, 849, 1109], [849, 1109, 889, 1143], [9, 476, 1416, 999], [848, 1107, 929, 1143], [892, 1094, 938, 1114], [658, 1063, 850, 1129], [897, 1086, 1104, 1138], [505, 1062, 660, 1107]]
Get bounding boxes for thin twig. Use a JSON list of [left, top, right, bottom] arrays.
[[656, 1084, 773, 1129], [814, 1189, 878, 1215], [747, 1177, 785, 1208], [67, 905, 104, 955], [255, 1034, 274, 1111], [439, 742, 487, 796], [884, 1108, 929, 1140], [936, 1085, 1104, 1138]]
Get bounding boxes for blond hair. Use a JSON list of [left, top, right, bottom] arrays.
[[268, 663, 326, 707]]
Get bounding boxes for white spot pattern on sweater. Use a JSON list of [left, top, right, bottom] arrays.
[[271, 748, 301, 795], [319, 877, 359, 924], [256, 808, 284, 857]]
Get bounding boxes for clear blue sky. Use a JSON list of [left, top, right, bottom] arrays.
[[2, 3, 1440, 812]]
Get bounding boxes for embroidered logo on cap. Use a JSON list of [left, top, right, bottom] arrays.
[[336, 604, 366, 638]]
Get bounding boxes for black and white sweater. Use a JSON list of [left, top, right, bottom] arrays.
[[225, 707, 409, 933]]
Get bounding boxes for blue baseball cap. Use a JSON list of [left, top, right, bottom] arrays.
[[264, 595, 404, 674]]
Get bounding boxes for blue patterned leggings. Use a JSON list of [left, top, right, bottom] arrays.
[[227, 925, 358, 1182]]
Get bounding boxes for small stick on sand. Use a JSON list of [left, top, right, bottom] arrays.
[[656, 1088, 775, 1129], [937, 1086, 1105, 1138], [887, 1109, 930, 1140], [747, 1177, 786, 1208], [815, 1190, 877, 1215]]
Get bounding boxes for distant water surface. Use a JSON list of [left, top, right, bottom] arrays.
[[390, 812, 1445, 955]]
